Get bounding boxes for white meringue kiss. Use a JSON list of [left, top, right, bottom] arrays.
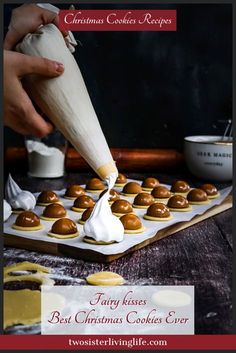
[[3, 199, 12, 222], [10, 190, 37, 210], [5, 174, 36, 210], [83, 172, 124, 243]]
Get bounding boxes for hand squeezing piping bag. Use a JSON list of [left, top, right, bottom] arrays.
[[16, 24, 117, 180]]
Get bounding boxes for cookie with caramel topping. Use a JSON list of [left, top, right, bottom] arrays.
[[37, 190, 61, 206], [78, 207, 94, 225], [111, 199, 133, 217], [167, 195, 192, 212], [12, 211, 43, 231], [48, 218, 79, 239], [71, 195, 95, 213], [144, 203, 172, 221], [85, 178, 105, 193], [133, 192, 155, 209], [120, 214, 145, 233], [187, 188, 210, 205], [64, 185, 85, 199], [41, 203, 67, 221], [121, 182, 142, 196], [199, 184, 220, 199], [142, 177, 159, 191], [151, 186, 171, 202], [170, 180, 190, 194], [115, 173, 127, 187]]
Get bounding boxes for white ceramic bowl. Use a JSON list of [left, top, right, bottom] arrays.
[[184, 135, 232, 181]]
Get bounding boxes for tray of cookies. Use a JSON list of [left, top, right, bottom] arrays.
[[4, 175, 232, 262]]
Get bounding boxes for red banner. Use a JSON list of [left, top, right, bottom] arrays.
[[59, 10, 176, 31], [0, 335, 236, 350]]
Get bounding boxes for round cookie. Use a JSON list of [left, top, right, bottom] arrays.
[[187, 188, 210, 205], [99, 189, 120, 204], [144, 203, 172, 221], [85, 178, 105, 193], [141, 177, 159, 191], [86, 271, 125, 286], [199, 183, 220, 199], [12, 211, 43, 231], [40, 203, 67, 221], [167, 195, 192, 212], [83, 236, 115, 245], [37, 190, 61, 206], [170, 180, 190, 195], [11, 208, 25, 215], [48, 218, 79, 239], [64, 185, 85, 200], [121, 182, 142, 196], [120, 214, 145, 234], [151, 186, 171, 201], [133, 192, 155, 209], [78, 207, 94, 225], [71, 195, 95, 213], [115, 173, 127, 187], [111, 199, 133, 217]]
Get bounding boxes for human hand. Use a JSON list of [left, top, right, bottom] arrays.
[[4, 4, 68, 50], [4, 50, 64, 137]]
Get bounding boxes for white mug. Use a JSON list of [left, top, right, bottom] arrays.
[[184, 135, 232, 182], [25, 130, 67, 178]]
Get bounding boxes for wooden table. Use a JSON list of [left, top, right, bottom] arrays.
[[3, 170, 232, 334]]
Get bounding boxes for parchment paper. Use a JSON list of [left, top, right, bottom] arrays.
[[4, 179, 232, 255]]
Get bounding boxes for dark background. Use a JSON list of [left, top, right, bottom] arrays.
[[4, 3, 232, 151]]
